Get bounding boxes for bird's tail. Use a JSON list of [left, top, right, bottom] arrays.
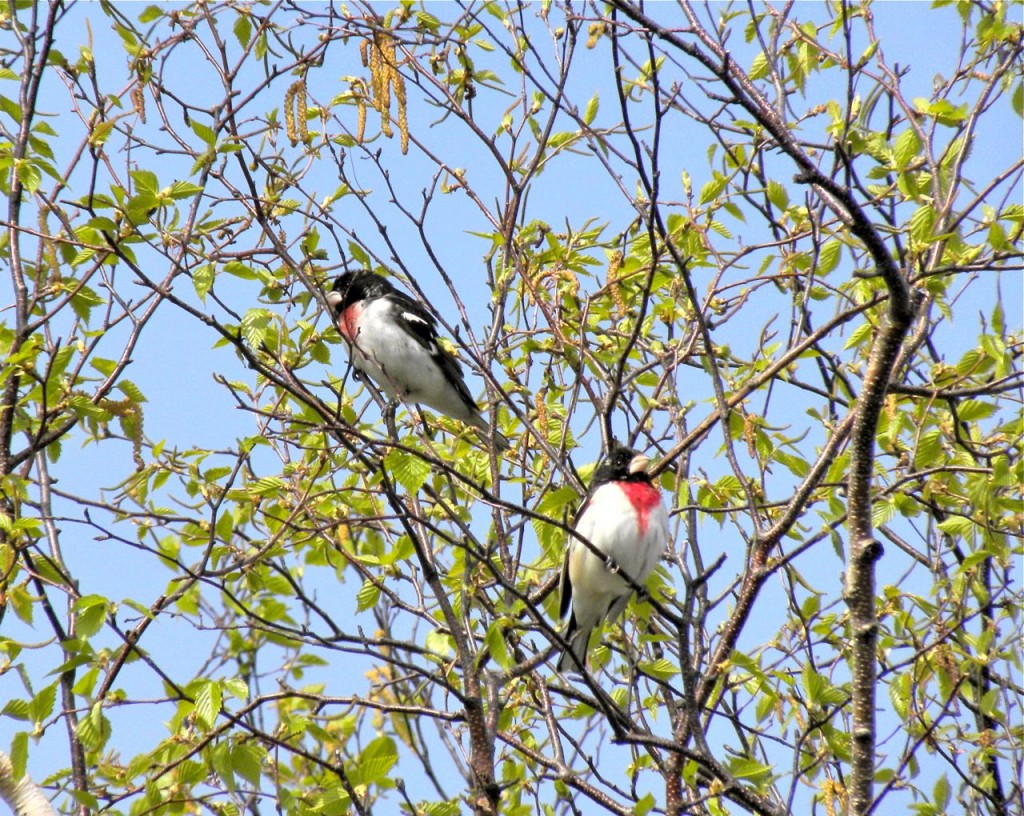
[[557, 622, 592, 673], [490, 427, 511, 452], [467, 413, 510, 452]]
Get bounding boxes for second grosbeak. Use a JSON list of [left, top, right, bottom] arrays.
[[326, 270, 509, 451], [557, 441, 669, 671]]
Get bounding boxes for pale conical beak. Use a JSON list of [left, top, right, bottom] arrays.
[[628, 454, 651, 475], [326, 291, 342, 310]]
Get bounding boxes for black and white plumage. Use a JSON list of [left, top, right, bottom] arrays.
[[557, 442, 669, 672], [326, 270, 509, 451]]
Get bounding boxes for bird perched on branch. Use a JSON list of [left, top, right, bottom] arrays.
[[557, 441, 669, 672], [326, 270, 509, 451]]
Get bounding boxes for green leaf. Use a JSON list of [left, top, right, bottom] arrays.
[[937, 515, 974, 538], [348, 242, 370, 266], [194, 263, 214, 301], [425, 628, 453, 658], [70, 283, 105, 323], [932, 774, 951, 810], [532, 486, 578, 561], [240, 308, 272, 348], [909, 205, 936, 243], [2, 699, 30, 721], [699, 172, 728, 205], [209, 740, 237, 792], [223, 260, 258, 280], [88, 119, 115, 147], [138, 5, 164, 23], [766, 179, 788, 210], [232, 741, 264, 785], [750, 50, 770, 80], [484, 620, 511, 669], [223, 678, 249, 701], [77, 702, 111, 751], [349, 736, 398, 787], [233, 13, 252, 48], [725, 755, 773, 787], [168, 180, 204, 199], [6, 585, 34, 624], [913, 97, 968, 126], [195, 680, 222, 729], [416, 11, 440, 32], [708, 219, 732, 239], [892, 128, 921, 169], [635, 793, 657, 816], [356, 580, 380, 612], [955, 399, 996, 421], [890, 671, 911, 720], [117, 379, 147, 402], [583, 94, 599, 125], [131, 169, 159, 194], [817, 240, 841, 275], [547, 131, 577, 151], [74, 595, 109, 638], [843, 320, 875, 351], [9, 732, 28, 781], [16, 161, 41, 193], [191, 119, 216, 146], [383, 449, 430, 493], [29, 683, 58, 726], [640, 658, 678, 680]]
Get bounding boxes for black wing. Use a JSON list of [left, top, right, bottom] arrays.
[[383, 290, 440, 349], [384, 292, 479, 412], [558, 552, 574, 619]]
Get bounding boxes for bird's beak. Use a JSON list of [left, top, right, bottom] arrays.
[[325, 290, 342, 311], [628, 453, 651, 475]]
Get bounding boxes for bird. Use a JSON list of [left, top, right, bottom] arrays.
[[557, 441, 669, 672], [325, 270, 509, 451]]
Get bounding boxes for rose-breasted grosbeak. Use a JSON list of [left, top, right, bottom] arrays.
[[326, 270, 509, 451], [557, 442, 669, 671]]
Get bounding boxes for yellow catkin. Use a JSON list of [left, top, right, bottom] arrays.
[[295, 80, 308, 143], [531, 267, 581, 304], [283, 82, 297, 145], [368, 35, 384, 115], [376, 35, 392, 136], [336, 520, 350, 548], [393, 51, 409, 154], [381, 33, 408, 153], [131, 83, 146, 124], [353, 78, 368, 143], [358, 25, 408, 150], [534, 389, 549, 463], [820, 779, 847, 816], [98, 397, 145, 470], [606, 251, 626, 316], [284, 80, 308, 146]]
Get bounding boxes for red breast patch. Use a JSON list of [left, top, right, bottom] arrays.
[[339, 302, 362, 340], [620, 481, 661, 534]]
